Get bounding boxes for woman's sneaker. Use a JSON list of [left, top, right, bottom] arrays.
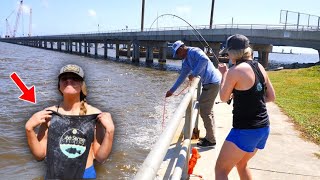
[[197, 138, 216, 147]]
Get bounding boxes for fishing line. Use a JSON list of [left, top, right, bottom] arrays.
[[162, 81, 191, 129], [150, 14, 221, 128], [148, 13, 220, 65]]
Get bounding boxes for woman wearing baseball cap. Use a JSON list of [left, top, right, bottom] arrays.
[[25, 64, 114, 179], [215, 34, 275, 179]]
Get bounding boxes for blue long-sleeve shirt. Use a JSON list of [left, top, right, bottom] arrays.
[[169, 47, 222, 93]]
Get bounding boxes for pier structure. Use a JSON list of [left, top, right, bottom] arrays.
[[1, 24, 320, 67]]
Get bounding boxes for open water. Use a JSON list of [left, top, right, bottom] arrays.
[[0, 42, 318, 179]]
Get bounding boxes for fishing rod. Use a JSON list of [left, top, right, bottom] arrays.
[[148, 13, 220, 65]]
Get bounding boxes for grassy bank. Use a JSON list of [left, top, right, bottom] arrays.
[[268, 65, 320, 145]]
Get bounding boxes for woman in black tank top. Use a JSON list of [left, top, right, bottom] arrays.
[[215, 34, 276, 179], [25, 64, 115, 179]]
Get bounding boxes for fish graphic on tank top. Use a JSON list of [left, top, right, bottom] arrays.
[[46, 111, 98, 179]]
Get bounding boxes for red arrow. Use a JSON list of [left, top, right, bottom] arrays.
[[10, 72, 36, 104]]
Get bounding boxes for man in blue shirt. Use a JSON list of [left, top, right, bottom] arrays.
[[166, 40, 222, 147]]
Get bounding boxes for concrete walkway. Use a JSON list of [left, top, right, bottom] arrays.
[[158, 100, 320, 180]]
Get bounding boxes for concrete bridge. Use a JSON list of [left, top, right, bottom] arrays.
[[1, 24, 319, 67]]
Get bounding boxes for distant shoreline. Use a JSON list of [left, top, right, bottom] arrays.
[[271, 52, 298, 55], [268, 61, 320, 70]]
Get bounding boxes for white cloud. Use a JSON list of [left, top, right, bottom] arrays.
[[176, 6, 191, 14], [88, 9, 97, 17]]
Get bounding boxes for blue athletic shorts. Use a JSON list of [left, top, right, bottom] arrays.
[[83, 165, 97, 179], [226, 126, 270, 152]]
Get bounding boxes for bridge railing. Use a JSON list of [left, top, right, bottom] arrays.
[[133, 77, 201, 180], [145, 24, 319, 32], [10, 23, 318, 38]]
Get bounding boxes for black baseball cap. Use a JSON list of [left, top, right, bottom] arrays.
[[219, 34, 250, 54]]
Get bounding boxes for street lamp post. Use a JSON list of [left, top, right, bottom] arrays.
[[141, 0, 145, 31], [209, 0, 215, 29]]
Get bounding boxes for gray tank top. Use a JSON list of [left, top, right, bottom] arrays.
[[46, 110, 98, 179]]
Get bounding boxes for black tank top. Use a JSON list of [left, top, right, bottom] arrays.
[[46, 110, 98, 179], [232, 60, 269, 129]]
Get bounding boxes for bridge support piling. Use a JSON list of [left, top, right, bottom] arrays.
[[260, 51, 269, 68], [317, 50, 320, 62], [146, 46, 154, 63], [158, 42, 167, 64], [58, 42, 61, 51], [70, 41, 73, 52], [88, 43, 91, 53], [67, 42, 69, 51], [104, 41, 108, 58], [84, 42, 88, 55], [252, 44, 273, 68], [127, 43, 131, 58], [95, 42, 98, 56], [116, 43, 120, 59], [132, 42, 140, 62], [159, 47, 167, 64], [50, 42, 53, 50], [75, 42, 78, 52], [44, 41, 47, 49], [79, 42, 82, 53]]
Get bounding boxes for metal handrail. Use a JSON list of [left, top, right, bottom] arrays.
[[3, 23, 318, 38], [171, 100, 200, 180], [133, 77, 200, 180]]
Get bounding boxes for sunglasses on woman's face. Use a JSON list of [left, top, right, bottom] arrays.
[[60, 75, 82, 82]]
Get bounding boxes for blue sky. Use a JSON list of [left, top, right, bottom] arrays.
[[1, 0, 319, 53]]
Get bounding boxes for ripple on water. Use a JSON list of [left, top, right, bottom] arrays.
[[0, 42, 182, 179]]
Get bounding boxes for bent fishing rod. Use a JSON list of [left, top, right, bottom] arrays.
[[148, 13, 220, 65]]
